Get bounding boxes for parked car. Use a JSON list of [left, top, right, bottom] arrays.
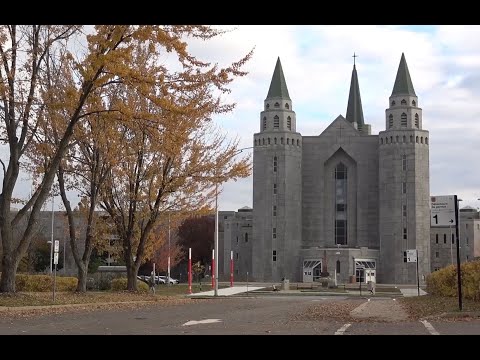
[[158, 276, 179, 284]]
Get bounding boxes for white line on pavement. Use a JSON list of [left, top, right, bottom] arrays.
[[182, 319, 222, 326], [420, 320, 440, 335], [334, 323, 351, 335]]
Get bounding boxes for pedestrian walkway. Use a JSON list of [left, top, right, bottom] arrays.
[[399, 288, 427, 297], [188, 286, 265, 297]]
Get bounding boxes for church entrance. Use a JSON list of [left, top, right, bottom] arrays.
[[355, 259, 376, 284], [303, 259, 322, 283]]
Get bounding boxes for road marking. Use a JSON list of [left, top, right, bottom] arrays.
[[182, 319, 222, 326], [334, 323, 351, 335], [420, 320, 440, 335]]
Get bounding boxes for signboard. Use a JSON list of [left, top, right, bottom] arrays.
[[53, 252, 59, 265], [431, 195, 456, 227], [54, 240, 60, 253], [404, 249, 417, 263]]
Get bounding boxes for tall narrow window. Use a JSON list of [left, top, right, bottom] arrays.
[[285, 103, 289, 109], [245, 233, 248, 243], [403, 227, 407, 240], [274, 102, 280, 108], [336, 260, 341, 274], [452, 233, 455, 244], [444, 234, 446, 244], [401, 99, 407, 105], [402, 182, 406, 194], [335, 163, 347, 245], [273, 156, 277, 172], [401, 113, 407, 127], [273, 205, 277, 217], [435, 251, 439, 258], [236, 252, 239, 260], [415, 113, 419, 128], [402, 155, 407, 171], [274, 115, 279, 128], [403, 204, 407, 217], [287, 116, 292, 130], [389, 114, 393, 128], [268, 138, 271, 145], [272, 228, 276, 239], [412, 100, 416, 106], [435, 234, 438, 244], [274, 137, 277, 145], [263, 117, 267, 130], [273, 183, 277, 195], [272, 250, 277, 262]]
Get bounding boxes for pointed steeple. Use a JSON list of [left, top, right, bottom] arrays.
[[266, 57, 290, 100], [391, 53, 416, 96], [346, 64, 365, 126]]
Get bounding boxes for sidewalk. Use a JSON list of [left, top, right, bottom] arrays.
[[188, 286, 266, 297]]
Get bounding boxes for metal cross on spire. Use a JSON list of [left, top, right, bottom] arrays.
[[353, 52, 358, 66]]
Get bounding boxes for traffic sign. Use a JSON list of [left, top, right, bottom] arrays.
[[404, 249, 417, 263], [53, 252, 59, 265], [54, 240, 60, 253], [431, 195, 456, 227]]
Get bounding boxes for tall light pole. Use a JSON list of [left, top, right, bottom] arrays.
[[167, 212, 171, 287], [49, 195, 54, 274], [214, 146, 253, 297], [458, 198, 463, 261]]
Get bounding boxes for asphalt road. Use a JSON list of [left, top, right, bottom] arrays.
[[1, 296, 479, 335]]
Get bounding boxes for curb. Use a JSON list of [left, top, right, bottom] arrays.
[[421, 311, 480, 320], [0, 300, 159, 312]]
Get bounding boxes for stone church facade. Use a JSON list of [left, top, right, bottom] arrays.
[[250, 54, 430, 284]]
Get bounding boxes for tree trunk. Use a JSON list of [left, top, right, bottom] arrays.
[[126, 263, 138, 292], [0, 254, 17, 293], [76, 263, 88, 293]]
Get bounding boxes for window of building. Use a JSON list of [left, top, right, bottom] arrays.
[[274, 102, 280, 108], [236, 269, 239, 275], [402, 182, 406, 194], [285, 103, 289, 109], [403, 204, 407, 217], [287, 116, 291, 130], [420, 137, 423, 144], [262, 138, 265, 145], [390, 136, 393, 143], [415, 114, 419, 128], [245, 233, 248, 243], [273, 205, 277, 217], [236, 236, 238, 244], [401, 99, 407, 105], [403, 135, 406, 143], [410, 135, 414, 143], [274, 115, 279, 128], [281, 137, 284, 145], [389, 114, 393, 128], [273, 156, 277, 172], [452, 233, 455, 244], [274, 137, 277, 144], [435, 234, 438, 244], [403, 227, 407, 240], [412, 100, 416, 106], [380, 138, 383, 145], [425, 137, 428, 145], [263, 117, 267, 130], [236, 252, 239, 260], [268, 138, 271, 145], [466, 223, 469, 229], [266, 103, 270, 109], [272, 227, 276, 239], [391, 100, 396, 106], [336, 260, 341, 274], [401, 113, 407, 127], [435, 251, 439, 258], [402, 155, 407, 171], [416, 136, 419, 143], [335, 163, 347, 245], [396, 135, 399, 143], [444, 234, 446, 244], [466, 237, 469, 244], [434, 267, 440, 272], [273, 183, 277, 195], [467, 255, 469, 261], [297, 139, 299, 146], [272, 250, 277, 262], [287, 138, 289, 145]]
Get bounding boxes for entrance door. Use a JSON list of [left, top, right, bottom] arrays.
[[303, 260, 321, 283], [313, 265, 322, 282], [355, 268, 365, 284], [365, 270, 376, 283]]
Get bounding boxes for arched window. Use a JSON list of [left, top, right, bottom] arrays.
[[336, 260, 341, 274], [412, 100, 416, 106], [416, 136, 419, 143], [380, 138, 383, 144], [415, 113, 419, 128], [401, 113, 407, 127], [274, 137, 277, 145], [268, 138, 271, 145], [402, 155, 407, 171], [335, 163, 347, 245], [287, 116, 292, 130], [410, 135, 414, 143], [262, 138, 265, 145], [401, 99, 407, 105], [396, 135, 399, 143], [266, 103, 270, 109], [425, 137, 428, 145], [391, 100, 396, 106], [281, 137, 284, 145], [245, 233, 248, 243], [287, 138, 290, 145], [263, 116, 267, 130], [390, 136, 393, 143], [420, 137, 423, 144], [403, 135, 406, 143], [274, 102, 280, 108], [389, 114, 393, 128], [273, 115, 279, 128], [273, 156, 277, 172], [297, 139, 299, 146], [254, 139, 257, 146], [386, 137, 389, 144], [285, 103, 289, 109]]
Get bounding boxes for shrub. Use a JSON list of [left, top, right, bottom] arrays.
[[15, 274, 78, 292], [111, 278, 149, 293], [426, 260, 480, 301]]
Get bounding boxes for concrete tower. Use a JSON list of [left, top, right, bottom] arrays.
[[379, 53, 430, 284], [252, 57, 302, 281]]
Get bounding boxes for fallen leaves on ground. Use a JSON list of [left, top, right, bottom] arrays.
[[291, 299, 366, 323]]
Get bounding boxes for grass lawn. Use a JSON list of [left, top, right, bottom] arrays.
[[400, 295, 480, 319], [0, 283, 223, 308]]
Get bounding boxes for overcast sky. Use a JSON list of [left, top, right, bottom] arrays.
[[185, 25, 480, 212], [7, 25, 480, 212]]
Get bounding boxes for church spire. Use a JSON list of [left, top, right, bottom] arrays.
[[266, 57, 290, 100], [345, 61, 365, 126], [391, 53, 416, 96]]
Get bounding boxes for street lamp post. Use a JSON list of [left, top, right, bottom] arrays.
[[167, 212, 171, 287], [49, 195, 54, 274], [214, 146, 253, 297], [458, 198, 463, 262]]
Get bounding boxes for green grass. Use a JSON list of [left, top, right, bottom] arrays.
[[400, 295, 480, 319]]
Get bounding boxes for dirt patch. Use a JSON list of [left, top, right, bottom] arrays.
[[291, 299, 365, 322], [350, 299, 409, 322]]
